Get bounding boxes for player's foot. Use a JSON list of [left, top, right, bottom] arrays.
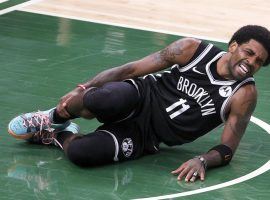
[[28, 122, 80, 149], [8, 108, 70, 139]]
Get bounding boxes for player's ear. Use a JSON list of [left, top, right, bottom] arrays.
[[228, 41, 238, 53]]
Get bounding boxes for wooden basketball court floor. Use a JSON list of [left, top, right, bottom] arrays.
[[0, 0, 270, 199]]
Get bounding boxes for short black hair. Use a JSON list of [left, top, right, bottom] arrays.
[[228, 25, 270, 66]]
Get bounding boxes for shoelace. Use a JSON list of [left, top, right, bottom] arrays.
[[32, 130, 63, 149], [22, 112, 64, 149], [22, 111, 51, 132]]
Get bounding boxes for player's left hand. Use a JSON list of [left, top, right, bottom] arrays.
[[171, 158, 206, 182]]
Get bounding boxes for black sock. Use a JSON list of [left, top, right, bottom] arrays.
[[52, 109, 79, 124], [56, 131, 75, 146], [52, 109, 70, 124]]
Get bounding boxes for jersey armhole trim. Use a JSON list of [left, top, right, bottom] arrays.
[[178, 43, 214, 72], [220, 77, 255, 122]]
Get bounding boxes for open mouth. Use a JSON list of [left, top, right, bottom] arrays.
[[239, 63, 249, 75]]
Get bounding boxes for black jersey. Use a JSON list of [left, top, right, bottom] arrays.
[[128, 42, 255, 146]]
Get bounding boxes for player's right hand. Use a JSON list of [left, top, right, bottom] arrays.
[[56, 87, 84, 118]]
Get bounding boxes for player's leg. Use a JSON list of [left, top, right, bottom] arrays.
[[81, 81, 140, 123], [25, 121, 142, 167], [63, 122, 142, 167], [8, 81, 140, 139], [54, 81, 140, 123]]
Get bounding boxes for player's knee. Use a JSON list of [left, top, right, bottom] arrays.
[[83, 87, 116, 115], [66, 141, 98, 167], [82, 82, 139, 122], [65, 133, 116, 167], [66, 148, 84, 167]]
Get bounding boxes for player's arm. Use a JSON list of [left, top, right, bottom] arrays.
[[82, 37, 201, 88], [172, 84, 257, 182], [57, 38, 201, 117]]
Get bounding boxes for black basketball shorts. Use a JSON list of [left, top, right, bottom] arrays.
[[96, 120, 144, 162]]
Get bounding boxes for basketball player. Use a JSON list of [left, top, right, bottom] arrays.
[[8, 25, 270, 182]]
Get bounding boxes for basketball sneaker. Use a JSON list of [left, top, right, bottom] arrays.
[[28, 122, 80, 149], [8, 108, 70, 140]]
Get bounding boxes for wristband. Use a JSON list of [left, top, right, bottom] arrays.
[[77, 84, 86, 90], [208, 144, 233, 166]]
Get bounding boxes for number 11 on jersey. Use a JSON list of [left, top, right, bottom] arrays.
[[166, 98, 190, 119]]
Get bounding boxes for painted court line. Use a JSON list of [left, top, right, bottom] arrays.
[[134, 116, 270, 200], [0, 0, 8, 4], [0, 0, 44, 15], [19, 9, 228, 43]]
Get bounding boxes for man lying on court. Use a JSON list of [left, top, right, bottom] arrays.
[[8, 25, 270, 182]]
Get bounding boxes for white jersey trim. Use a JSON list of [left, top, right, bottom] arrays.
[[98, 130, 119, 162], [125, 79, 139, 93], [178, 43, 214, 72], [220, 77, 255, 122], [171, 64, 178, 70], [143, 74, 157, 81], [205, 51, 237, 86]]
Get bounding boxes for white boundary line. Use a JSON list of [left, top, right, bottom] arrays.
[[134, 116, 270, 200], [0, 0, 44, 15], [19, 9, 229, 43], [0, 0, 8, 4]]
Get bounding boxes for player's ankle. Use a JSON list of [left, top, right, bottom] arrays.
[[51, 108, 70, 124]]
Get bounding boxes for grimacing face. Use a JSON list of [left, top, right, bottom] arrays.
[[228, 39, 268, 80]]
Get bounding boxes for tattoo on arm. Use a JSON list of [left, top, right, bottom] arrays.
[[159, 42, 184, 64]]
